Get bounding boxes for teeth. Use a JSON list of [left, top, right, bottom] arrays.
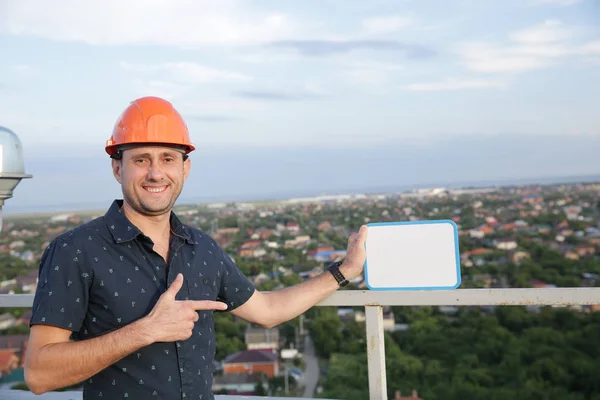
[[145, 187, 166, 193]]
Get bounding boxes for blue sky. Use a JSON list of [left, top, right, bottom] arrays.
[[1, 0, 599, 214]]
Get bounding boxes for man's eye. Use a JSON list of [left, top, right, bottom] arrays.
[[165, 158, 175, 163]]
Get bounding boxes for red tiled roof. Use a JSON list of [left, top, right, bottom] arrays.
[[0, 335, 28, 350], [0, 349, 18, 368], [223, 349, 278, 364]]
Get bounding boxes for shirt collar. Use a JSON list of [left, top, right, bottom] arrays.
[[104, 199, 194, 245]]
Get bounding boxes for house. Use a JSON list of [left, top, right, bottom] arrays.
[[240, 248, 264, 258], [463, 248, 494, 257], [286, 222, 300, 233], [354, 307, 396, 331], [469, 225, 494, 238], [0, 349, 20, 376], [217, 228, 240, 235], [522, 195, 543, 205], [531, 279, 555, 288], [394, 389, 423, 400], [252, 273, 270, 286], [472, 274, 493, 287], [564, 205, 582, 221], [508, 251, 530, 264], [257, 229, 275, 240], [239, 240, 266, 258], [0, 313, 16, 330], [212, 373, 268, 396], [485, 216, 498, 225], [575, 245, 595, 257], [494, 238, 517, 251], [18, 270, 39, 293], [312, 250, 346, 262], [245, 327, 280, 350], [382, 307, 395, 332], [239, 248, 253, 257], [536, 225, 552, 234], [307, 246, 335, 257], [0, 335, 29, 351], [222, 349, 279, 378], [241, 240, 262, 249], [283, 235, 311, 249], [564, 250, 579, 260], [15, 310, 32, 326], [317, 221, 332, 231], [0, 335, 28, 375]]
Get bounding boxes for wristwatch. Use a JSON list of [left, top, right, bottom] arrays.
[[327, 260, 349, 287]]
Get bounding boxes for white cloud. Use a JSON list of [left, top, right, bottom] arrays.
[[342, 60, 404, 87], [575, 41, 600, 55], [12, 64, 31, 72], [509, 20, 570, 44], [457, 20, 593, 74], [402, 78, 505, 91], [362, 15, 413, 35], [120, 62, 251, 84], [180, 99, 266, 115], [532, 0, 583, 6], [127, 79, 190, 101], [120, 61, 252, 101], [0, 0, 303, 46], [459, 42, 563, 73]]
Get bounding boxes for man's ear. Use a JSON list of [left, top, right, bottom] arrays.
[[112, 159, 123, 184], [183, 156, 191, 181]]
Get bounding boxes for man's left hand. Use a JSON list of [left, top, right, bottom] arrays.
[[340, 225, 368, 280]]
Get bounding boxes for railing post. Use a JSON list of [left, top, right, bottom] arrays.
[[365, 305, 387, 400]]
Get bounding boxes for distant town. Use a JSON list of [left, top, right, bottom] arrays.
[[1, 181, 599, 399]]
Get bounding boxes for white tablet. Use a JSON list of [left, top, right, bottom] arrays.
[[364, 220, 461, 291]]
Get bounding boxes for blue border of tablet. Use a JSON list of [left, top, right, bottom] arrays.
[[363, 219, 461, 291]]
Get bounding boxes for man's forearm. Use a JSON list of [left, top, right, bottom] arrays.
[[263, 269, 340, 327], [26, 318, 153, 394]]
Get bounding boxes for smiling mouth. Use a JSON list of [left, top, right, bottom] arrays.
[[143, 186, 168, 193]]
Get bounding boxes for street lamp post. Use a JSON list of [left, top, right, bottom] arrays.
[[0, 126, 32, 231]]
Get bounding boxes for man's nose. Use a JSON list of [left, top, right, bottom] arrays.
[[146, 164, 164, 180]]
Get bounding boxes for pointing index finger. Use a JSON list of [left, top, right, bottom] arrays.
[[185, 300, 228, 311]]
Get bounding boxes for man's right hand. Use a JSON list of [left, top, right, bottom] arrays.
[[142, 273, 228, 343]]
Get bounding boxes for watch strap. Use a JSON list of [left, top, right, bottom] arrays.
[[328, 261, 349, 287]]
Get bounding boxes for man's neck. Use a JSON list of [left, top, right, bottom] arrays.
[[121, 202, 171, 243]]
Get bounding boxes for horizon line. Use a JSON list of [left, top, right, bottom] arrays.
[[4, 173, 600, 220]]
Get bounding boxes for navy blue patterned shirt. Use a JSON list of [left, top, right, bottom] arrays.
[[29, 199, 256, 400]]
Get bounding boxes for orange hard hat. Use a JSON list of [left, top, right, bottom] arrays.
[[105, 96, 195, 157]]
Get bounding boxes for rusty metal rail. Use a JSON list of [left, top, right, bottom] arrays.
[[317, 287, 600, 307]]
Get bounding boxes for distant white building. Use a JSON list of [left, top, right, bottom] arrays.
[[0, 313, 16, 330], [494, 238, 517, 250]]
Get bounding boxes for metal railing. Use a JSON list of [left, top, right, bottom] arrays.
[[2, 287, 600, 400]]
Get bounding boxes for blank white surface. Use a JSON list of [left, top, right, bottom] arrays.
[[364, 221, 460, 290]]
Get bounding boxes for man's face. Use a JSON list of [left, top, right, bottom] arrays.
[[112, 145, 191, 217]]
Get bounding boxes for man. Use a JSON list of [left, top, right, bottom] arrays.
[[24, 96, 368, 399]]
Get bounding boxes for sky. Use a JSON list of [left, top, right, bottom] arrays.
[[0, 0, 599, 214]]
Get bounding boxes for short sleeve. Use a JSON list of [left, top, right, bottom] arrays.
[[29, 236, 93, 333], [217, 247, 256, 311]]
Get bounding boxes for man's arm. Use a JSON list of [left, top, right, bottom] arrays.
[[25, 273, 227, 394], [231, 267, 340, 328], [25, 319, 152, 394], [231, 225, 368, 328]]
